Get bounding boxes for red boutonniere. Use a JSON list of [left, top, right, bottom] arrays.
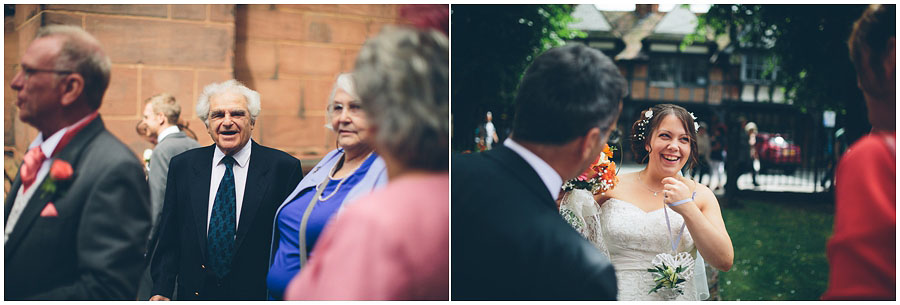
[[39, 159, 74, 199]]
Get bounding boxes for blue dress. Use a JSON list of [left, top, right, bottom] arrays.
[[266, 152, 378, 299]]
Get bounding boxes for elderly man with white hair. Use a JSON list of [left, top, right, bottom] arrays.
[[150, 80, 302, 300]]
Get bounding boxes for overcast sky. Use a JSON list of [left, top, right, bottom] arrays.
[[593, 4, 712, 13]]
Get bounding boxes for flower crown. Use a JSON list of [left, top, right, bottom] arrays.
[[632, 108, 699, 142]]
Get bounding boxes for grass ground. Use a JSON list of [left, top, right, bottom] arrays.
[[716, 195, 835, 301]]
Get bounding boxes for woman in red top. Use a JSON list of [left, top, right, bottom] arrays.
[[823, 4, 895, 300]]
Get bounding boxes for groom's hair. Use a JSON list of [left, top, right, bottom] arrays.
[[510, 44, 626, 145]]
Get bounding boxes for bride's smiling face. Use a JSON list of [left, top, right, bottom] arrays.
[[646, 114, 692, 176]]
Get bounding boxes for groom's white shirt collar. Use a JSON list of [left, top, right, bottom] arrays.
[[504, 138, 563, 201]]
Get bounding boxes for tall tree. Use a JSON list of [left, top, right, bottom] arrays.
[[451, 5, 583, 151], [688, 4, 871, 142]]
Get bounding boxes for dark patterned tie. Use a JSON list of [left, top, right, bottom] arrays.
[[208, 155, 236, 279]]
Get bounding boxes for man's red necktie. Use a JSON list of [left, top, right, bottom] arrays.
[[20, 146, 46, 192]]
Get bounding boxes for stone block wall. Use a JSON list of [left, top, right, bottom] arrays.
[[234, 4, 405, 158], [4, 4, 407, 168]]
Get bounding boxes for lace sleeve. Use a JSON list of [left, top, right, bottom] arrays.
[[559, 189, 611, 259]]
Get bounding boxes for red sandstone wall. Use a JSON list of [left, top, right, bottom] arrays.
[[234, 4, 405, 159], [4, 4, 406, 170]]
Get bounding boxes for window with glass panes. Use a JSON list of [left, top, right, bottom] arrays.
[[649, 54, 708, 87], [741, 54, 778, 83]]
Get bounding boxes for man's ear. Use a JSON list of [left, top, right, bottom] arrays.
[[581, 127, 602, 160], [59, 74, 84, 107]]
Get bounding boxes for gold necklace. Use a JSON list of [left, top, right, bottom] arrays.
[[637, 171, 663, 197]]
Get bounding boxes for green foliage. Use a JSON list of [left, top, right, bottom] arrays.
[[450, 5, 584, 151], [686, 5, 871, 141], [719, 198, 834, 300]]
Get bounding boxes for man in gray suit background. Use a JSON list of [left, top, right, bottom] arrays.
[[137, 93, 200, 300]]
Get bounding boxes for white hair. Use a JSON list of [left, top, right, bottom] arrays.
[[324, 73, 359, 131], [196, 79, 261, 126]]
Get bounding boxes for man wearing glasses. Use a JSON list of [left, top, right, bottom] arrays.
[[5, 25, 151, 300]]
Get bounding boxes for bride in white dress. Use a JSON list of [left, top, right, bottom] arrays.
[[560, 104, 734, 300]]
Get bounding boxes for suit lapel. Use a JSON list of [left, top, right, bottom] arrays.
[[190, 145, 214, 259], [5, 116, 104, 258], [233, 141, 270, 253], [486, 146, 557, 208]]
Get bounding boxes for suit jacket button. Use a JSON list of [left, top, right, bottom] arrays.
[[201, 264, 206, 269], [194, 292, 199, 296]]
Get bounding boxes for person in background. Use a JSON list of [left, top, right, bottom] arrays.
[[484, 111, 499, 150], [692, 122, 711, 186], [708, 120, 726, 191], [744, 122, 760, 187], [6, 24, 151, 300], [266, 73, 388, 300], [137, 93, 200, 300], [823, 4, 895, 300], [285, 25, 449, 300]]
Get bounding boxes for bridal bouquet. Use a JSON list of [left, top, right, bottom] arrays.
[[559, 144, 619, 254], [562, 144, 618, 195], [648, 252, 695, 298]]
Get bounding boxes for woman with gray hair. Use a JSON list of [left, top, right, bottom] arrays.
[[266, 73, 388, 300], [285, 26, 449, 300]]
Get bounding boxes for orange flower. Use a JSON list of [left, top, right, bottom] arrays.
[[49, 159, 73, 181], [602, 144, 614, 159]]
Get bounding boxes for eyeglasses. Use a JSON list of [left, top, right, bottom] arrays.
[[327, 102, 364, 116], [607, 128, 622, 145], [14, 64, 74, 81]]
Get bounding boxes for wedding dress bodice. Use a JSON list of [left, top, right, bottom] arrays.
[[559, 189, 707, 301], [597, 198, 698, 301]]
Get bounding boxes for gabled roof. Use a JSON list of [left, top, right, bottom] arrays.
[[612, 12, 664, 60], [652, 5, 698, 36], [569, 4, 612, 32]]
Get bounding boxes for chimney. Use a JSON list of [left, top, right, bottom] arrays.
[[635, 4, 659, 18]]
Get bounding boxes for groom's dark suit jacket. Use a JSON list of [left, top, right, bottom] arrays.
[[151, 140, 302, 300], [452, 146, 617, 300], [5, 116, 151, 300]]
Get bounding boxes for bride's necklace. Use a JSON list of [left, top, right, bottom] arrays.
[[316, 151, 373, 201], [637, 171, 664, 197]]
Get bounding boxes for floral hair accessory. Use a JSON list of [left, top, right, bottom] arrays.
[[632, 108, 654, 142], [690, 112, 699, 132]]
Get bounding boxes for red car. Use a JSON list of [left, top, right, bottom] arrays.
[[755, 133, 802, 174]]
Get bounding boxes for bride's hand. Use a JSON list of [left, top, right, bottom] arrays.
[[661, 177, 694, 213]]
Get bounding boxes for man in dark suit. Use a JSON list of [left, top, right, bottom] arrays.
[[150, 80, 302, 300], [452, 44, 626, 300], [5, 25, 151, 300]]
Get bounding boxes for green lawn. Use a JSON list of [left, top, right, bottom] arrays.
[[717, 197, 835, 301]]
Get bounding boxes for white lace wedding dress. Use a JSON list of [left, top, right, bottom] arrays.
[[559, 190, 708, 301]]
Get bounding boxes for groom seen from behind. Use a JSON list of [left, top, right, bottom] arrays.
[[452, 44, 625, 300]]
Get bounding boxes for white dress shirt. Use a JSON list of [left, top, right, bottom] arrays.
[[5, 113, 95, 242], [156, 125, 180, 144], [206, 139, 252, 234], [503, 138, 564, 201]]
